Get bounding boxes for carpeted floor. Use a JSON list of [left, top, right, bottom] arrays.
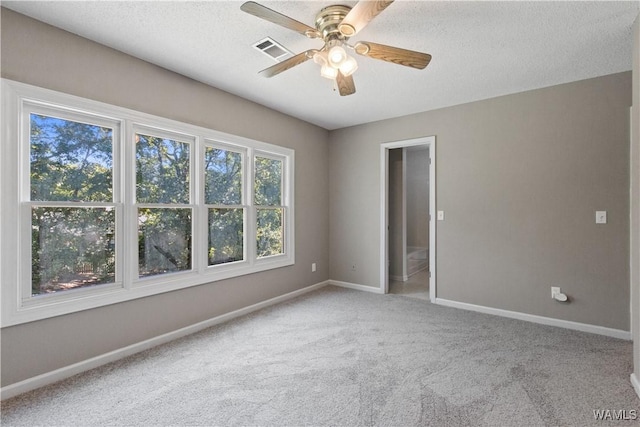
[[1, 285, 638, 426]]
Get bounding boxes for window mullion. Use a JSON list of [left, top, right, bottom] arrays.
[[20, 203, 33, 304], [112, 120, 123, 288], [246, 148, 256, 266], [196, 138, 206, 275], [17, 104, 31, 305], [124, 120, 136, 288], [191, 136, 200, 274]]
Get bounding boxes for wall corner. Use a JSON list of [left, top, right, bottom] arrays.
[[631, 12, 640, 399]]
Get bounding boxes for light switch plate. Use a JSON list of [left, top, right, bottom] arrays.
[[595, 211, 607, 224], [437, 211, 445, 221]]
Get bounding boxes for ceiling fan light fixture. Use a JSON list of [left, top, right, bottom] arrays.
[[328, 45, 348, 67], [320, 64, 338, 79], [339, 56, 358, 76], [313, 50, 327, 65]]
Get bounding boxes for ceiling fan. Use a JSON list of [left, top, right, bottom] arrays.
[[240, 1, 432, 96]]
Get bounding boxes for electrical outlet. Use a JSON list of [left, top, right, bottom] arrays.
[[312, 263, 316, 272], [551, 286, 560, 299]]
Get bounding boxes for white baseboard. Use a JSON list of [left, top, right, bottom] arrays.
[[389, 274, 408, 282], [434, 298, 631, 340], [632, 373, 640, 399], [329, 280, 384, 294], [1, 281, 329, 401]]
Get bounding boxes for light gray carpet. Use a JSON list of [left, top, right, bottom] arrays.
[[1, 286, 638, 426]]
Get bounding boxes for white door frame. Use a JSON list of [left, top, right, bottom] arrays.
[[380, 136, 436, 302]]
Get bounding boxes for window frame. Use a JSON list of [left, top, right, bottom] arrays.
[[254, 151, 288, 260], [1, 79, 295, 327], [131, 125, 197, 285], [202, 140, 248, 271], [20, 104, 125, 307]]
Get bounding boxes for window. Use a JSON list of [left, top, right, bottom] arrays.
[[1, 79, 294, 326], [255, 155, 285, 258], [135, 130, 193, 278], [26, 109, 121, 302], [204, 144, 245, 266]]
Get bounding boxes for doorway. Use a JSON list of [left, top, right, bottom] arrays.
[[379, 136, 436, 302]]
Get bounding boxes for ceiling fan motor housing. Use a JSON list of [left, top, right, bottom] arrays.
[[315, 5, 352, 40]]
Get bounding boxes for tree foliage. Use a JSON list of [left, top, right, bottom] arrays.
[[138, 208, 191, 277], [136, 134, 189, 204], [205, 148, 242, 205], [255, 156, 282, 206], [31, 114, 112, 202]]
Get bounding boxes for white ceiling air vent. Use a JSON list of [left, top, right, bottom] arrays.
[[252, 37, 293, 62]]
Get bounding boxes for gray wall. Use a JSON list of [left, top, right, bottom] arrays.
[[632, 15, 640, 383], [0, 9, 330, 387], [406, 148, 429, 250], [388, 149, 405, 278], [329, 72, 631, 331]]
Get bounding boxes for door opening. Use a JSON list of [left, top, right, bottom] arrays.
[[380, 137, 436, 302]]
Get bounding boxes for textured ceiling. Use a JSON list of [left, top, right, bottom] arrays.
[[3, 1, 639, 130]]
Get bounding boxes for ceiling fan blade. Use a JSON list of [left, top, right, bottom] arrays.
[[259, 50, 318, 78], [336, 70, 356, 96], [338, 1, 394, 37], [241, 1, 321, 39], [354, 41, 432, 70]]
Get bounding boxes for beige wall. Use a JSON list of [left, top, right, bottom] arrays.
[[406, 148, 430, 250], [632, 14, 640, 385], [0, 9, 330, 387], [388, 149, 405, 278], [329, 72, 631, 331]]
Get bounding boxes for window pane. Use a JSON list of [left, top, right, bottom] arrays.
[[208, 208, 244, 266], [31, 207, 115, 296], [254, 156, 282, 206], [30, 114, 113, 202], [205, 148, 242, 205], [138, 208, 192, 277], [256, 208, 283, 258], [136, 134, 190, 204]]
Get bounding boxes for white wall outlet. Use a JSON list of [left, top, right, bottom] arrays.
[[311, 263, 316, 272], [551, 286, 561, 299], [595, 211, 607, 224], [437, 211, 445, 221]]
